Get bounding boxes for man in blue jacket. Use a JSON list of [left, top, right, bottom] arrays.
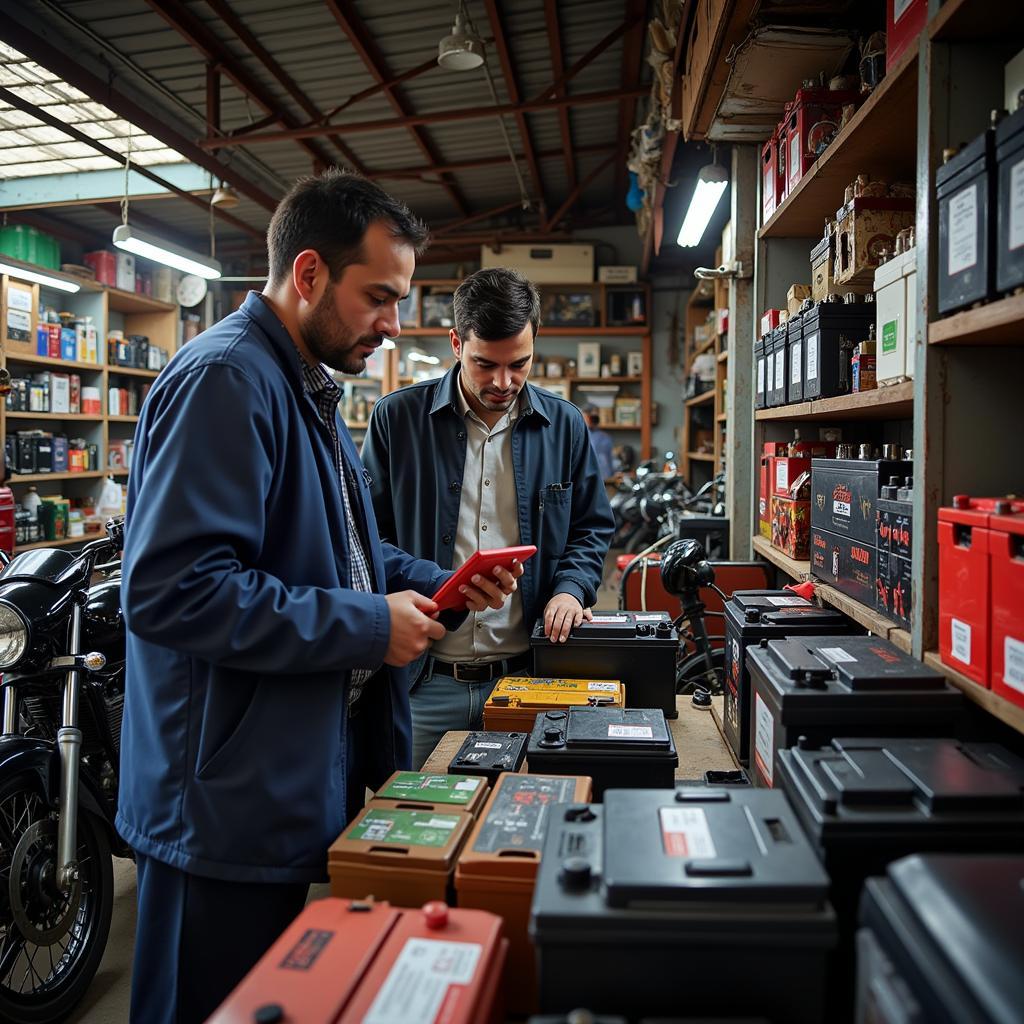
[[119, 171, 520, 1023], [362, 268, 615, 767]]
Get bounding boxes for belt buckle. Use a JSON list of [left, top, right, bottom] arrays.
[[452, 662, 475, 683]]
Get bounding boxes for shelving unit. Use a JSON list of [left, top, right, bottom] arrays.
[[681, 278, 720, 481], [924, 651, 1024, 734], [755, 382, 915, 422]]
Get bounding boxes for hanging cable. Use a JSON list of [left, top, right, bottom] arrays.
[[120, 126, 133, 227]]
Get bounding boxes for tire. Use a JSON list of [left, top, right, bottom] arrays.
[[0, 773, 113, 1023], [677, 648, 725, 695]]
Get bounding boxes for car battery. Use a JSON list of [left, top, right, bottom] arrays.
[[754, 336, 766, 409], [783, 86, 859, 194], [759, 307, 784, 338], [371, 771, 489, 818], [875, 247, 917, 383], [448, 731, 527, 782], [886, 0, 927, 71], [835, 197, 916, 289], [856, 854, 1024, 1024], [483, 676, 625, 735], [327, 805, 473, 907], [761, 129, 780, 224], [810, 528, 877, 607], [995, 103, 1024, 293], [876, 476, 913, 559], [15, 433, 35, 475], [767, 323, 788, 407], [529, 790, 836, 1023], [937, 128, 997, 314], [531, 612, 678, 718], [811, 457, 913, 545], [771, 495, 811, 560], [801, 298, 876, 400], [748, 636, 961, 789], [723, 591, 852, 766], [758, 454, 771, 538], [877, 550, 912, 628], [990, 507, 1024, 709], [785, 312, 804, 403], [33, 433, 53, 474], [526, 707, 677, 797], [207, 898, 508, 1024], [455, 773, 591, 1016]]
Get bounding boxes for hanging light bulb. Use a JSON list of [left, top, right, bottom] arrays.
[[438, 3, 485, 71], [210, 182, 240, 209]]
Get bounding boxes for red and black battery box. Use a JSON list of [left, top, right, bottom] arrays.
[[207, 898, 507, 1024], [782, 86, 859, 194], [886, 0, 927, 72], [761, 128, 781, 224], [990, 508, 1024, 710]]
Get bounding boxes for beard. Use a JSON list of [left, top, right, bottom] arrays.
[[459, 361, 520, 412], [300, 290, 382, 374]]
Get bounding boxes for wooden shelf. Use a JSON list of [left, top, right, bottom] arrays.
[[717, 350, 729, 363], [924, 651, 1024, 735], [105, 288, 176, 314], [685, 391, 715, 408], [758, 48, 919, 239], [4, 353, 103, 372], [107, 366, 159, 378], [15, 531, 106, 553], [716, 413, 728, 423], [687, 451, 715, 461], [751, 535, 911, 650], [108, 468, 130, 477], [928, 293, 1024, 346], [10, 470, 105, 483], [929, 0, 1024, 41], [533, 376, 642, 385], [399, 326, 649, 336], [5, 412, 103, 422], [755, 381, 914, 422], [108, 415, 139, 423]]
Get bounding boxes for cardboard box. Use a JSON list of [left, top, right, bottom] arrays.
[[786, 284, 812, 315], [772, 495, 811, 560], [835, 197, 916, 288], [481, 243, 593, 283]]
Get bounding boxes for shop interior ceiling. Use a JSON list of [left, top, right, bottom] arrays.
[[1, 0, 657, 272]]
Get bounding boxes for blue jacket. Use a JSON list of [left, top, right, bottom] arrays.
[[117, 292, 449, 883], [361, 366, 614, 655]]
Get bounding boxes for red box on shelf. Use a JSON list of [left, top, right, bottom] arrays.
[[771, 457, 813, 499], [83, 250, 117, 287], [761, 129, 780, 224], [760, 309, 784, 338], [771, 495, 810, 560], [759, 455, 772, 538], [990, 510, 1024, 709], [887, 0, 927, 72], [783, 87, 860, 194]]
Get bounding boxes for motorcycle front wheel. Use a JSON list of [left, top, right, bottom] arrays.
[[0, 774, 113, 1023]]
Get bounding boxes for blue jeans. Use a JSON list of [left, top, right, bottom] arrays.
[[410, 660, 501, 769]]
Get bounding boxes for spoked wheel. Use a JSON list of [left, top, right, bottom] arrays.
[[677, 648, 725, 696], [0, 776, 113, 1023]]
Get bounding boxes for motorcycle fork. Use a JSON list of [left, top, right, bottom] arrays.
[[2, 678, 16, 735], [56, 598, 84, 891]]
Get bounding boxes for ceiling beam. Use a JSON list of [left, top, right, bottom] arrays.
[[615, 1, 648, 211], [0, 85, 264, 241], [482, 0, 546, 217], [432, 201, 527, 238], [201, 87, 649, 149], [543, 0, 576, 194], [324, 0, 470, 217], [201, 0, 368, 173], [366, 143, 616, 181], [144, 0, 337, 174], [0, 19, 278, 212], [544, 152, 617, 231]]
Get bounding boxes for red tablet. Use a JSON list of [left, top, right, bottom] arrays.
[[431, 545, 537, 612]]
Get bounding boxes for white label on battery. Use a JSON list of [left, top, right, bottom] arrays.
[[474, 742, 502, 750], [635, 614, 664, 620], [757, 357, 765, 395], [1010, 159, 1024, 252], [819, 646, 857, 664], [765, 352, 774, 392], [363, 938, 482, 1024], [775, 460, 789, 491], [1003, 637, 1024, 693], [789, 130, 800, 181], [775, 350, 784, 391], [608, 725, 653, 738], [659, 807, 718, 858], [417, 817, 458, 830], [454, 779, 481, 790], [948, 184, 978, 276], [791, 342, 802, 385], [754, 692, 774, 787], [893, 0, 914, 21], [588, 681, 619, 692], [766, 596, 809, 606], [834, 499, 852, 518], [805, 332, 819, 381], [951, 618, 972, 665], [591, 615, 629, 623]]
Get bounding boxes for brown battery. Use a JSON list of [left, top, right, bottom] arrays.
[[482, 675, 625, 735], [328, 805, 473, 908], [455, 772, 592, 1017], [370, 770, 490, 817]]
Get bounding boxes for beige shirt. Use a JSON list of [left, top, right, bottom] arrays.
[[431, 374, 528, 664]]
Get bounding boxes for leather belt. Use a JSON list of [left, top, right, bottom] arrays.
[[432, 653, 531, 683]]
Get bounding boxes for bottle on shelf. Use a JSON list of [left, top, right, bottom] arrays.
[[23, 486, 41, 521]]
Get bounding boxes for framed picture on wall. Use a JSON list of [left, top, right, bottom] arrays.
[[577, 341, 601, 377], [533, 379, 570, 401], [627, 351, 643, 376]]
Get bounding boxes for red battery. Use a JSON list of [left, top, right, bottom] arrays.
[[771, 456, 812, 499], [83, 250, 117, 287], [990, 510, 1024, 710], [759, 455, 772, 538], [207, 898, 507, 1024], [887, 0, 928, 72], [783, 87, 860, 194], [761, 129, 780, 224]]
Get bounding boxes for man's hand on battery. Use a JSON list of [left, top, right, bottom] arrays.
[[544, 595, 593, 642], [459, 560, 524, 612]]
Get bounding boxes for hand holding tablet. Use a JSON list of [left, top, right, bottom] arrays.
[[431, 545, 537, 612]]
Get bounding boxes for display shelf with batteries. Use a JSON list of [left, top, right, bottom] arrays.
[[681, 275, 726, 483]]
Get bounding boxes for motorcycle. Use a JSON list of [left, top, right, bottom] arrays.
[[0, 517, 127, 1022]]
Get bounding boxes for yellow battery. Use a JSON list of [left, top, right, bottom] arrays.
[[482, 676, 625, 735]]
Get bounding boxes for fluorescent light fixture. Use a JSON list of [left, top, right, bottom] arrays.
[[0, 260, 80, 293], [382, 338, 396, 350], [407, 350, 440, 365], [112, 224, 221, 280], [676, 163, 729, 248]]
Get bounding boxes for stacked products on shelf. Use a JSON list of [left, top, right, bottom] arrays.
[[7, 371, 83, 414], [107, 332, 169, 370], [6, 432, 99, 476], [31, 308, 99, 363]]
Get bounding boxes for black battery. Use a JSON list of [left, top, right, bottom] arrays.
[[996, 104, 1024, 294], [529, 789, 836, 1023], [937, 128, 996, 314], [754, 336, 766, 410], [747, 636, 962, 789], [33, 434, 52, 474], [856, 854, 1024, 1024], [875, 476, 913, 560], [447, 730, 527, 783], [876, 550, 912, 628], [768, 323, 787, 407], [15, 433, 36, 475], [800, 299, 875, 401], [811, 457, 912, 545], [723, 590, 852, 766], [810, 527, 878, 607], [531, 611, 679, 718], [526, 707, 677, 797], [785, 312, 804, 403]]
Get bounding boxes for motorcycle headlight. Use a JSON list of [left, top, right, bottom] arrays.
[[0, 603, 28, 669]]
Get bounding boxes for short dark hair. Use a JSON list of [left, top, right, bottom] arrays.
[[453, 267, 541, 342], [266, 169, 429, 285]]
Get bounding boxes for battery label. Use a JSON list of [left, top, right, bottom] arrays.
[[948, 184, 978, 276], [819, 646, 857, 663], [474, 742, 502, 749], [350, 810, 461, 848], [805, 332, 819, 380], [280, 928, 333, 971], [591, 615, 629, 623], [1003, 637, 1024, 693], [472, 775, 578, 853], [834, 499, 851, 518], [757, 357, 765, 395], [776, 460, 789, 491], [789, 131, 800, 180], [754, 692, 774, 787], [765, 351, 774, 391], [659, 807, 717, 858], [791, 342, 802, 384], [882, 318, 899, 354], [588, 682, 619, 692], [775, 350, 784, 391], [377, 773, 482, 804], [1011, 160, 1024, 252], [766, 596, 809, 606], [608, 725, 653, 738], [363, 938, 482, 1024], [951, 618, 972, 665], [635, 614, 664, 620]]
